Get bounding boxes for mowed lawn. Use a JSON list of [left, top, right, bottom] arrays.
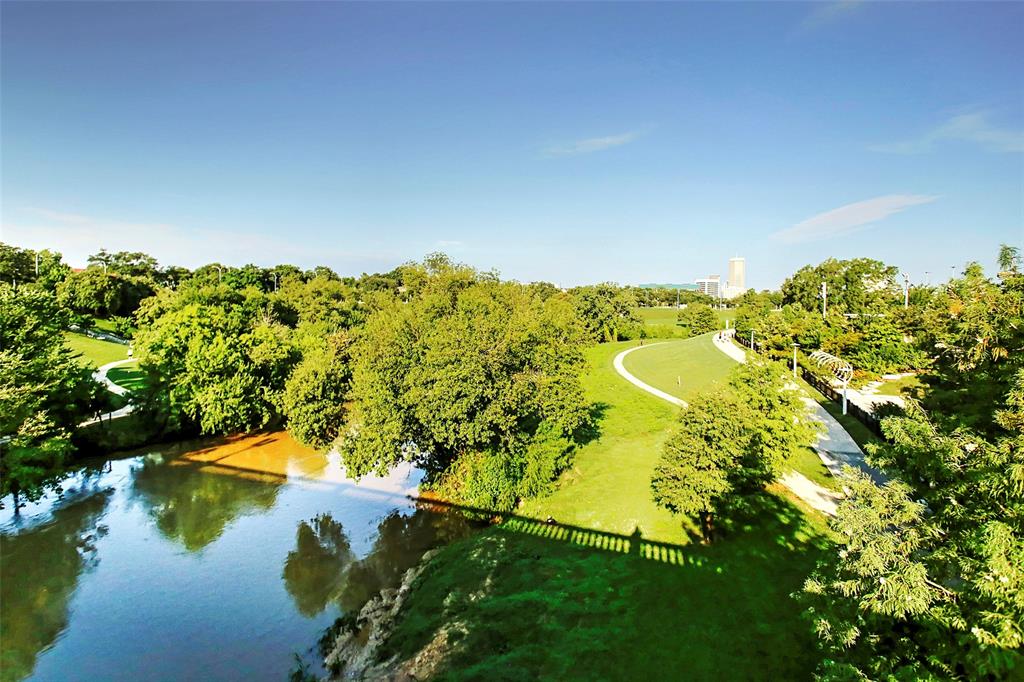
[[621, 332, 735, 403], [107, 363, 145, 392], [387, 338, 833, 680], [519, 341, 687, 543], [64, 332, 130, 367]]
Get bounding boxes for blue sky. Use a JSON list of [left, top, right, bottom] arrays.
[[2, 1, 1021, 288]]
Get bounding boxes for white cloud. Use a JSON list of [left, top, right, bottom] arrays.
[[870, 112, 1024, 154], [772, 194, 938, 244], [1, 208, 397, 270], [797, 1, 864, 33], [544, 130, 642, 157]]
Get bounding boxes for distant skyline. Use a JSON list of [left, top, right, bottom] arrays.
[[2, 2, 1021, 288]]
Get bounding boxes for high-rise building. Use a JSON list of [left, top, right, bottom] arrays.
[[728, 257, 745, 290], [695, 275, 720, 298]]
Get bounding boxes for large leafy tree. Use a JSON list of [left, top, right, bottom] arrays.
[[782, 258, 899, 315], [340, 259, 590, 510], [133, 283, 299, 435], [651, 390, 748, 542], [676, 303, 718, 337], [918, 261, 1024, 433], [0, 243, 70, 291], [653, 358, 816, 541], [0, 284, 98, 505], [283, 332, 353, 449], [570, 283, 640, 342]]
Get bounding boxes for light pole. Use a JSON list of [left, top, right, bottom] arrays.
[[215, 266, 223, 283], [820, 281, 827, 318], [749, 330, 754, 349], [902, 272, 910, 308], [272, 272, 278, 292], [792, 343, 799, 378]]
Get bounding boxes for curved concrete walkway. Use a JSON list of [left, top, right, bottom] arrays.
[[613, 343, 689, 408], [80, 359, 137, 426], [619, 333, 842, 516]]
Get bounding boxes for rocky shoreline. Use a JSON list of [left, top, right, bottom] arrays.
[[322, 548, 450, 681]]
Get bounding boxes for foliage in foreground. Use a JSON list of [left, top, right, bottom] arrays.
[[0, 284, 99, 504], [801, 376, 1024, 679]]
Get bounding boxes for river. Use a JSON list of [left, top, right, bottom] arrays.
[[0, 431, 479, 682]]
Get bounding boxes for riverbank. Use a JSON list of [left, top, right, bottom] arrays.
[[323, 340, 834, 680]]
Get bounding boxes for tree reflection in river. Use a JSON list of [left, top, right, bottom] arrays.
[[283, 506, 484, 618], [0, 489, 112, 682], [283, 513, 356, 616], [130, 454, 283, 552]]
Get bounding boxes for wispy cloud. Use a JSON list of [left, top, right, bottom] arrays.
[[797, 1, 864, 33], [3, 207, 397, 269], [772, 194, 938, 244], [544, 130, 642, 157], [870, 111, 1024, 154]]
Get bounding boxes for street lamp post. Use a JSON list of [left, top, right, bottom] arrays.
[[902, 272, 910, 308], [792, 343, 799, 378]]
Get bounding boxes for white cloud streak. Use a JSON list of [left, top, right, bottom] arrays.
[[772, 194, 938, 244], [870, 112, 1024, 154], [2, 208, 397, 269], [544, 131, 642, 157], [797, 1, 864, 33]]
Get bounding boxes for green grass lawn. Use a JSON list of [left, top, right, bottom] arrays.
[[384, 338, 833, 680], [620, 333, 736, 403], [64, 332, 129, 368], [874, 374, 923, 398], [634, 306, 681, 325], [107, 362, 145, 392]]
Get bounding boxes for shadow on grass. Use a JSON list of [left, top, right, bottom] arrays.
[[380, 493, 832, 681]]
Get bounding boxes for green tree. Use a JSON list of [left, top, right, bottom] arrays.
[[283, 333, 353, 449], [782, 258, 899, 315], [340, 259, 590, 510], [997, 243, 1020, 274], [0, 284, 98, 505], [802, 373, 1024, 679], [571, 283, 641, 342], [676, 303, 718, 337], [651, 390, 747, 542], [0, 244, 70, 290], [133, 284, 298, 435]]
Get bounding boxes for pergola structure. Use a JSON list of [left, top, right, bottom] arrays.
[[809, 349, 853, 414]]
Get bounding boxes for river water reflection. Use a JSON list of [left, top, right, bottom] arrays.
[[0, 432, 480, 682]]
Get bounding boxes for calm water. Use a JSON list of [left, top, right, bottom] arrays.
[[0, 432, 478, 682]]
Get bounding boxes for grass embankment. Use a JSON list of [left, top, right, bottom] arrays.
[[64, 332, 129, 367], [874, 374, 922, 398], [383, 339, 833, 680]]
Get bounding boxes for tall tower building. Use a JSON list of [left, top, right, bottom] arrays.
[[728, 257, 746, 291], [695, 275, 721, 298]]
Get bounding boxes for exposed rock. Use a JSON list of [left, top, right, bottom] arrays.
[[324, 548, 445, 681]]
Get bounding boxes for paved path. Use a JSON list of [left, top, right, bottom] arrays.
[[713, 330, 886, 485], [612, 343, 689, 408], [615, 336, 841, 515], [80, 359, 137, 426]]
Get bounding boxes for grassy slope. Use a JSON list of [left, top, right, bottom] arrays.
[[64, 332, 128, 368], [107, 363, 145, 392], [620, 333, 735, 403], [384, 339, 833, 680], [874, 374, 923, 398]]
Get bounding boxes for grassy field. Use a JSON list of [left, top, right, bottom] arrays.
[[620, 333, 735, 403], [635, 307, 735, 328], [64, 332, 129, 368], [108, 362, 145, 392], [875, 374, 923, 398], [382, 339, 833, 680]]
